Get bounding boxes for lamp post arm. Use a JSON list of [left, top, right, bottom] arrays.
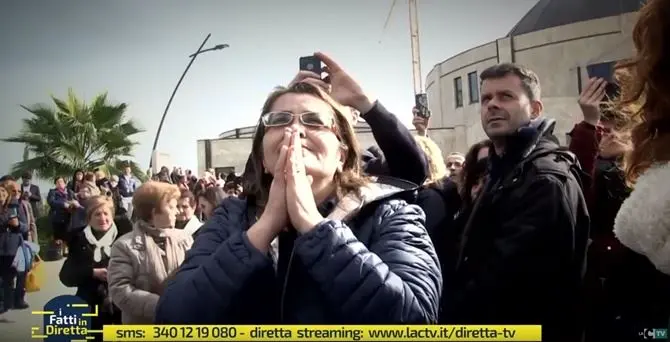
[[149, 33, 212, 169]]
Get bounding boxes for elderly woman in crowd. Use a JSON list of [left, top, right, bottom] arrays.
[[175, 190, 202, 236], [155, 53, 441, 324], [59, 196, 127, 340], [0, 180, 32, 311], [108, 181, 193, 324]]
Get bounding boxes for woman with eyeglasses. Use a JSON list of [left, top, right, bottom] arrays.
[[156, 54, 441, 324]]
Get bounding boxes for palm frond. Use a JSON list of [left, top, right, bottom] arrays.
[[3, 89, 144, 179]]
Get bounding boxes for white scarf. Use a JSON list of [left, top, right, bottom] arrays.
[[182, 216, 203, 236], [84, 223, 118, 262]]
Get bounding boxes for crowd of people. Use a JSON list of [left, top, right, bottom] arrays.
[[0, 0, 669, 341], [0, 163, 242, 316]]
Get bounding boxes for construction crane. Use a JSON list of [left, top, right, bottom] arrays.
[[380, 0, 423, 95]]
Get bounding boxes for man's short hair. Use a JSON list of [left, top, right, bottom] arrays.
[[480, 63, 541, 101], [0, 175, 15, 183]]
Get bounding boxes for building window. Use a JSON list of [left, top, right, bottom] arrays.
[[454, 77, 463, 108], [468, 71, 479, 103]]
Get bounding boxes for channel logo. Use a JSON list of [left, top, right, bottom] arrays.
[[641, 328, 668, 340]]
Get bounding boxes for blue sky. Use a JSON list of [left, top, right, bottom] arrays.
[[0, 0, 537, 184]]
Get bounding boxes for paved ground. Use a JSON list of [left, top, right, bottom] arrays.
[[0, 258, 75, 341]]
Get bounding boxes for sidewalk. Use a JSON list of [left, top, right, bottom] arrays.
[[0, 259, 75, 341]]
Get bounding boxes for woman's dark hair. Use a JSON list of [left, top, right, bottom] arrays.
[[614, 0, 670, 186], [244, 82, 367, 208], [179, 189, 196, 208], [198, 186, 225, 208], [54, 176, 65, 184], [457, 139, 493, 206]]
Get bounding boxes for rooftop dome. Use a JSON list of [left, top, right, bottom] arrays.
[[508, 0, 644, 37]]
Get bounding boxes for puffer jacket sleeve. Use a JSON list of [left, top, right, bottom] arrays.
[[154, 198, 272, 323], [294, 200, 441, 323]]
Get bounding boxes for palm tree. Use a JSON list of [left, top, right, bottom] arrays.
[[3, 89, 146, 181]]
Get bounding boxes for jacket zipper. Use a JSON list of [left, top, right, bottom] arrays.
[[279, 246, 296, 322]]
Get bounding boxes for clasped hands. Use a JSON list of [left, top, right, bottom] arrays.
[[258, 129, 325, 236]]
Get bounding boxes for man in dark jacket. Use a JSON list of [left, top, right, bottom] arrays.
[[21, 172, 42, 217], [441, 63, 590, 341]]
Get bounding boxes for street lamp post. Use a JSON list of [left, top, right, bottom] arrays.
[[149, 33, 229, 170]]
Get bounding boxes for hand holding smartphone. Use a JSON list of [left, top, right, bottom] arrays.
[[415, 93, 430, 118], [299, 56, 323, 75], [8, 207, 18, 219]]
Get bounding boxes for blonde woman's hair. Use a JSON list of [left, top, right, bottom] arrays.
[[86, 195, 115, 222], [132, 181, 181, 222], [80, 181, 101, 197], [414, 135, 449, 184]]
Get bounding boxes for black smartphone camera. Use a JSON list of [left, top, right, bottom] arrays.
[[415, 93, 430, 118], [300, 55, 323, 76]]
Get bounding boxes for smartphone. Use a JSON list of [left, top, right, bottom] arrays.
[[415, 93, 430, 118], [8, 207, 18, 219], [587, 62, 620, 98], [299, 56, 323, 76]]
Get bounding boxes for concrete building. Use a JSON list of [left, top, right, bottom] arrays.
[[197, 0, 643, 176], [196, 121, 392, 177], [425, 0, 643, 153]]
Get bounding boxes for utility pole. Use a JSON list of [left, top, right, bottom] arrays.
[[409, 0, 423, 95], [380, 0, 423, 95]]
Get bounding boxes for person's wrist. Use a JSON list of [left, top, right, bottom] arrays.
[[351, 94, 375, 114], [581, 108, 600, 126], [295, 215, 324, 234], [256, 214, 284, 237]]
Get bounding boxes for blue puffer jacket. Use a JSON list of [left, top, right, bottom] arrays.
[[155, 182, 442, 324]]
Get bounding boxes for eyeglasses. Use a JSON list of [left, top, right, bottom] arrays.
[[261, 111, 333, 128]]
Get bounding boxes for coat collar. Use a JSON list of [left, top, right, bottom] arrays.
[[327, 179, 414, 222]]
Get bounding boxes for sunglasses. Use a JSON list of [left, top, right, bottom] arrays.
[[261, 111, 333, 128]]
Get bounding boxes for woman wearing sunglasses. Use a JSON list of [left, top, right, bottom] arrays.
[[156, 55, 441, 324]]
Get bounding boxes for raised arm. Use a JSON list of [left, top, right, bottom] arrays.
[[361, 102, 428, 185]]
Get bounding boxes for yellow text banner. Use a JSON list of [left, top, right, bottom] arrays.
[[102, 325, 542, 341]]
